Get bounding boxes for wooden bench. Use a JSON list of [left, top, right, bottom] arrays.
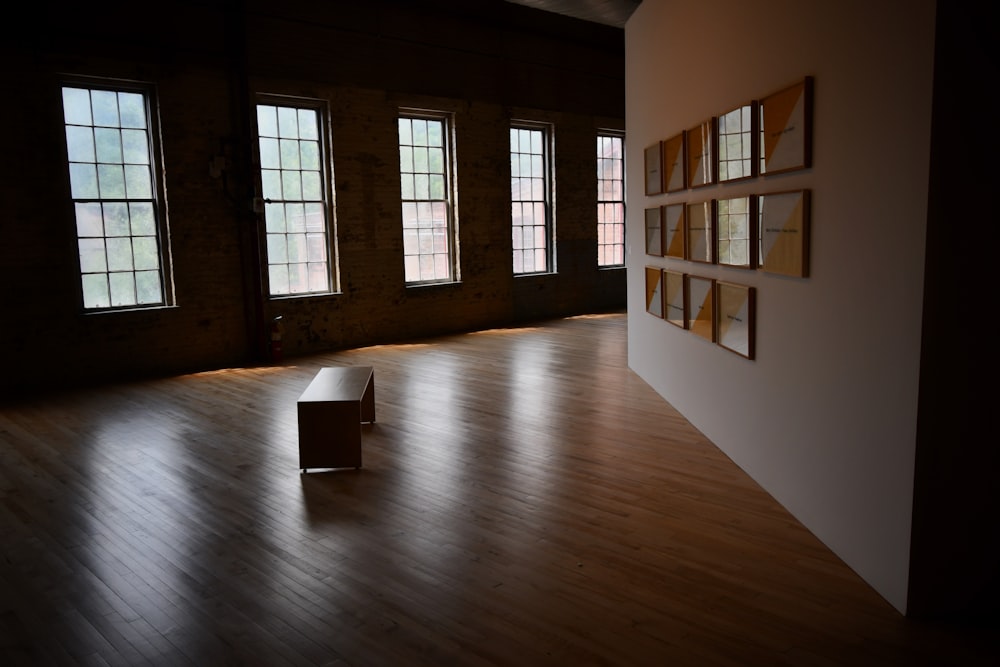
[[297, 366, 375, 472]]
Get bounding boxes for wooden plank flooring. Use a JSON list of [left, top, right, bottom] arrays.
[[0, 312, 995, 666]]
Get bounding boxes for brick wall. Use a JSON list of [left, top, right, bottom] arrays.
[[0, 0, 626, 396]]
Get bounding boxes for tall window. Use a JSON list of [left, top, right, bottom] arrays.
[[61, 83, 172, 310], [256, 99, 335, 297], [597, 132, 625, 267], [398, 111, 457, 284], [510, 123, 553, 274]]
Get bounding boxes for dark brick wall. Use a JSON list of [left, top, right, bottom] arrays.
[[0, 0, 626, 397]]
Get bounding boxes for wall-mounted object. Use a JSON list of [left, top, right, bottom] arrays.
[[716, 281, 755, 359], [758, 189, 810, 277], [645, 266, 664, 317], [686, 274, 715, 341], [663, 203, 686, 259], [662, 132, 686, 192], [718, 102, 757, 182], [645, 206, 663, 256], [759, 77, 814, 175], [686, 200, 715, 264], [645, 141, 663, 195], [716, 196, 756, 269], [686, 118, 717, 188], [663, 270, 686, 328]]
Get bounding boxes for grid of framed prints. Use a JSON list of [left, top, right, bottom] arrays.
[[640, 76, 815, 361]]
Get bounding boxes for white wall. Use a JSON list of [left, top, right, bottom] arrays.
[[625, 0, 936, 613]]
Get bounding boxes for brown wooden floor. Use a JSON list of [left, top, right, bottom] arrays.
[[0, 312, 995, 666]]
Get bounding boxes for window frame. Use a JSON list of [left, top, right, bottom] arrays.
[[397, 108, 460, 286], [253, 94, 339, 299], [60, 76, 175, 312], [510, 120, 555, 276], [597, 130, 626, 268]]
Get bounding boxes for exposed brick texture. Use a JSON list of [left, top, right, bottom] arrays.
[[0, 0, 626, 396]]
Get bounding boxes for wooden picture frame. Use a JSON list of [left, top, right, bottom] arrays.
[[645, 266, 664, 317], [645, 142, 663, 195], [716, 281, 756, 359], [718, 102, 757, 182], [686, 118, 717, 188], [716, 195, 757, 269], [662, 203, 685, 259], [686, 275, 715, 341], [663, 270, 686, 329], [759, 77, 814, 175], [685, 200, 715, 265], [662, 132, 686, 192], [645, 206, 663, 257], [758, 189, 810, 277]]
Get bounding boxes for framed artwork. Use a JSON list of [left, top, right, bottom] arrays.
[[686, 118, 717, 188], [645, 142, 663, 195], [759, 77, 814, 175], [662, 203, 685, 259], [663, 270, 686, 329], [716, 281, 756, 359], [662, 132, 686, 192], [685, 200, 715, 264], [645, 206, 663, 256], [686, 275, 715, 341], [718, 102, 757, 182], [645, 266, 664, 317], [716, 196, 756, 269], [758, 189, 810, 277]]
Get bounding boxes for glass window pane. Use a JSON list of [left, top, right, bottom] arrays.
[[259, 138, 280, 169], [65, 126, 95, 162], [98, 164, 126, 198], [108, 271, 135, 306], [75, 203, 104, 237], [282, 171, 302, 200], [69, 163, 99, 199], [267, 234, 288, 263], [81, 274, 110, 309], [261, 169, 282, 200], [301, 171, 321, 200], [297, 109, 318, 140], [265, 202, 285, 233], [91, 90, 120, 127], [280, 139, 300, 170], [132, 237, 160, 271], [121, 129, 149, 164], [104, 203, 130, 236], [107, 237, 134, 271], [304, 203, 325, 232], [135, 270, 162, 304], [269, 264, 289, 295], [129, 203, 156, 235], [277, 107, 298, 138], [63, 88, 92, 125], [286, 203, 306, 232], [257, 105, 278, 137], [94, 127, 122, 163], [300, 140, 320, 170], [124, 165, 152, 199], [79, 238, 107, 273], [118, 92, 147, 129]]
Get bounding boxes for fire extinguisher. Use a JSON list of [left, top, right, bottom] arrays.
[[270, 315, 283, 363]]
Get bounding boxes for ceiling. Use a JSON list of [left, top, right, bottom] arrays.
[[503, 0, 642, 28]]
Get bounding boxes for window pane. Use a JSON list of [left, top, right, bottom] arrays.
[[63, 88, 92, 125], [135, 270, 162, 304], [65, 126, 95, 162], [399, 112, 454, 284], [109, 272, 135, 306], [81, 274, 110, 309], [62, 84, 169, 310], [259, 138, 280, 169]]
